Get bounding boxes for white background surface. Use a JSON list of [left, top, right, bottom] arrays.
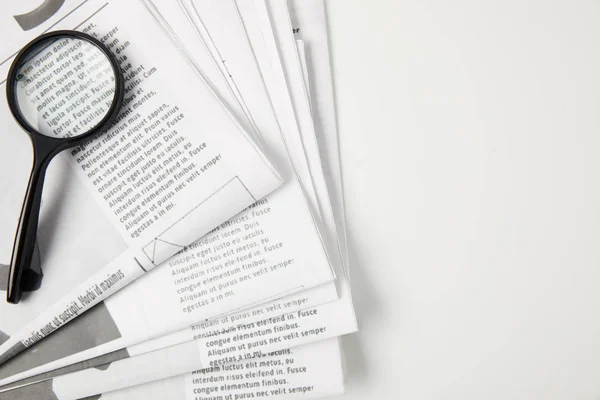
[[327, 1, 600, 399]]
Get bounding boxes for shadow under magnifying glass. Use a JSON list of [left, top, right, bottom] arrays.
[[0, 265, 11, 346], [0, 264, 8, 289], [0, 238, 42, 297]]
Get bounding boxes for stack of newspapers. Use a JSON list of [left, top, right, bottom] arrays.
[[0, 0, 357, 399]]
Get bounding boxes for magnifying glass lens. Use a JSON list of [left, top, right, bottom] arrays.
[[12, 36, 117, 138]]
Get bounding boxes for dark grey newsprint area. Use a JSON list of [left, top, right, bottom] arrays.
[[0, 300, 128, 400]]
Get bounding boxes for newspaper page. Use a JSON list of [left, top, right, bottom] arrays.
[[288, 0, 351, 283]]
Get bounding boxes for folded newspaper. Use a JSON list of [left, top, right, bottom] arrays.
[[0, 1, 357, 399]]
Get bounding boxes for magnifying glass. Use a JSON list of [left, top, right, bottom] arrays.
[[5, 31, 124, 304]]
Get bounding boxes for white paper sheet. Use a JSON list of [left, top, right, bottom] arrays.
[[98, 339, 345, 400], [287, 0, 350, 281]]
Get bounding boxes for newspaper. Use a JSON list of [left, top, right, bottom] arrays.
[[0, 1, 356, 398], [0, 0, 339, 389]]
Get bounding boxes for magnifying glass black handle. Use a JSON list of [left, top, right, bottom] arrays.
[[7, 140, 55, 304]]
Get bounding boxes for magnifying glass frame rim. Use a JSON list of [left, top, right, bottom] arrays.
[[6, 30, 124, 149]]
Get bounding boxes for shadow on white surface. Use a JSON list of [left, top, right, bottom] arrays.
[[340, 229, 382, 389]]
